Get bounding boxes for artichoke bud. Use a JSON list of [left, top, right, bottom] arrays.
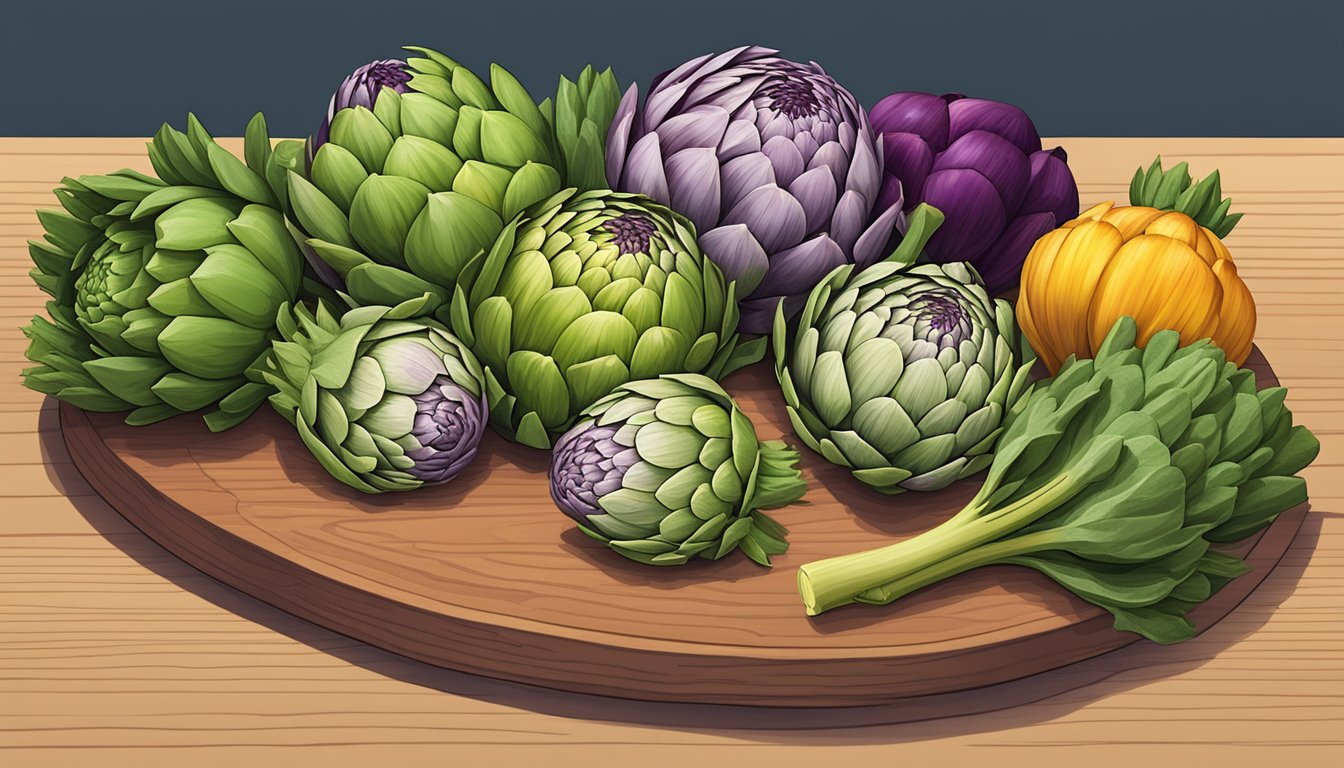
[[22, 115, 304, 431], [550, 373, 805, 566], [453, 190, 760, 449], [776, 244, 1034, 494], [261, 297, 489, 494]]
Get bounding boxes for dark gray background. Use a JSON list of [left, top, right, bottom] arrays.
[[2, 0, 1340, 137]]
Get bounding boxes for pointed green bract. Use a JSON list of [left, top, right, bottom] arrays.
[[550, 374, 805, 567], [20, 114, 302, 430], [1129, 156, 1243, 238], [798, 317, 1320, 644], [451, 189, 760, 449]]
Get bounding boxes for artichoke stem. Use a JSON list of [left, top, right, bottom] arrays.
[[798, 473, 1077, 616]]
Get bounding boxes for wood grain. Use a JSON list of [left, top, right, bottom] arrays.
[[55, 348, 1306, 708], [1, 138, 1341, 764]]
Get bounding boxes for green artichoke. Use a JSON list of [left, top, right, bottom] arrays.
[[550, 374, 806, 566], [22, 114, 304, 431], [449, 189, 764, 449], [773, 206, 1034, 493], [261, 296, 488, 493], [290, 46, 621, 313]]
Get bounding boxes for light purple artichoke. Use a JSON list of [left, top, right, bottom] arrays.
[[314, 58, 412, 149], [606, 46, 905, 334], [550, 421, 633, 524], [869, 92, 1079, 294], [405, 376, 489, 484]]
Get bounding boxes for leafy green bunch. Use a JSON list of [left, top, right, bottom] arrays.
[[799, 317, 1319, 643]]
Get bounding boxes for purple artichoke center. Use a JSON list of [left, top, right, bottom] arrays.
[[404, 375, 486, 482], [919, 295, 967, 332], [550, 423, 638, 522], [603, 213, 657, 256], [365, 61, 412, 91], [759, 74, 821, 119], [910, 292, 973, 347]]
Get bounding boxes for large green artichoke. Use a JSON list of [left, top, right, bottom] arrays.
[[289, 47, 621, 313], [449, 189, 764, 449], [261, 296, 488, 494], [773, 206, 1034, 493], [22, 114, 304, 431], [550, 374, 806, 566]]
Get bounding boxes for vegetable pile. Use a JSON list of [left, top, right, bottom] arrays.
[[21, 42, 1318, 644]]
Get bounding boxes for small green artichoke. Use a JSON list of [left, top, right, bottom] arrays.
[[261, 296, 488, 494], [773, 206, 1034, 493], [449, 189, 764, 449], [22, 114, 304, 430], [550, 374, 806, 566], [290, 46, 621, 313]]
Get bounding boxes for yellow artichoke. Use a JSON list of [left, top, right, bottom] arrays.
[[1017, 202, 1255, 374]]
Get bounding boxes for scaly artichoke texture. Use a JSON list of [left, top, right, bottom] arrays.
[[775, 205, 1034, 493], [551, 374, 806, 566], [869, 92, 1079, 294], [606, 45, 905, 334], [291, 47, 621, 313], [22, 114, 303, 431], [261, 296, 488, 493], [450, 189, 764, 449], [1018, 201, 1256, 374]]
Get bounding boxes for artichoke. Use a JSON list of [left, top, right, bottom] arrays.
[[22, 114, 303, 431], [550, 374, 806, 566], [449, 189, 763, 449], [773, 206, 1034, 494], [261, 296, 488, 493], [292, 47, 621, 312], [869, 92, 1079, 294], [606, 45, 905, 334]]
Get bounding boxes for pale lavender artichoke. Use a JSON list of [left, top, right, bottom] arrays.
[[314, 59, 412, 149], [606, 46, 904, 334], [869, 92, 1078, 294]]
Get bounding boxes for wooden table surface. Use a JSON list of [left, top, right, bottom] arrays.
[[1, 138, 1340, 766]]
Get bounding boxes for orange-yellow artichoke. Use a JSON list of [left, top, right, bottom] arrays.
[[1017, 202, 1255, 374]]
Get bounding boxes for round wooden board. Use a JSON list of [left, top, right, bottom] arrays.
[[60, 348, 1307, 709]]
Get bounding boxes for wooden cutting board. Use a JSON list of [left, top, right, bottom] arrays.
[[60, 349, 1306, 708]]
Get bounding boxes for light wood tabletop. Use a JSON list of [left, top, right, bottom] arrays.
[[1, 137, 1340, 767]]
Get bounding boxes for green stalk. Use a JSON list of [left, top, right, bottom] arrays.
[[798, 473, 1080, 615], [853, 534, 1045, 607]]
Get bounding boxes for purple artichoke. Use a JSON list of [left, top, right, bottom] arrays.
[[606, 46, 905, 334], [314, 59, 412, 149], [869, 92, 1079, 294]]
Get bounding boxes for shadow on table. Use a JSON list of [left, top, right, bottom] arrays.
[[39, 399, 1326, 744]]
